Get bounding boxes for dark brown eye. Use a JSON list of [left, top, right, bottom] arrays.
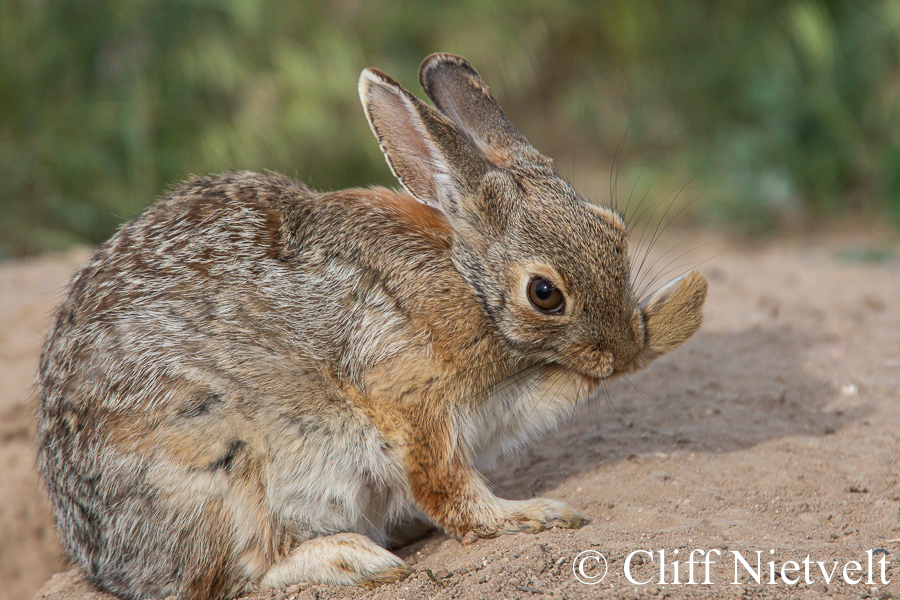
[[527, 277, 565, 314]]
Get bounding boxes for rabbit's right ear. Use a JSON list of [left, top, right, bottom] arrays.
[[359, 68, 486, 217], [418, 54, 530, 167]]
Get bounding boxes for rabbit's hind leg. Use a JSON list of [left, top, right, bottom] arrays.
[[259, 532, 410, 589]]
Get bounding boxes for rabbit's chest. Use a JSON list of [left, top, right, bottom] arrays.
[[466, 363, 597, 472]]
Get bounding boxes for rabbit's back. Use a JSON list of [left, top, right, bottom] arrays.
[[39, 171, 456, 415], [40, 172, 310, 410]]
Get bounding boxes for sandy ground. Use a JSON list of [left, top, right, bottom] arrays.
[[3, 233, 899, 600]]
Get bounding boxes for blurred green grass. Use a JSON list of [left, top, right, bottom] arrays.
[[2, 0, 899, 258]]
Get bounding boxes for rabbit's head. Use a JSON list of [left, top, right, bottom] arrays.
[[360, 54, 706, 381]]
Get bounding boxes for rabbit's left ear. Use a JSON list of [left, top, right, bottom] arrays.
[[419, 53, 531, 166], [359, 67, 486, 218]]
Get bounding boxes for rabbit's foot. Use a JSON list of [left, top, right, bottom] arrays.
[[473, 497, 586, 537], [260, 532, 410, 589]]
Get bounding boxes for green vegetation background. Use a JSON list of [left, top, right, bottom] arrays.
[[2, 0, 899, 257]]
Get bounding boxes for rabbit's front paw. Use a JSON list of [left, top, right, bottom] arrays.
[[477, 498, 586, 537]]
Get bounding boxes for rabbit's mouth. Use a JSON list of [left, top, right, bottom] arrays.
[[557, 341, 619, 380], [584, 350, 616, 379]]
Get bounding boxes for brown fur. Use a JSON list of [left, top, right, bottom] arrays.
[[38, 54, 707, 600]]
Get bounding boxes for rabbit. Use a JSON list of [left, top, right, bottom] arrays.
[[37, 53, 708, 600]]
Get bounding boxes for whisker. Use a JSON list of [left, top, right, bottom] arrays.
[[629, 185, 668, 280], [623, 154, 657, 231], [626, 176, 656, 247], [600, 378, 624, 418], [517, 361, 575, 435], [619, 372, 650, 403], [631, 233, 698, 294], [469, 359, 546, 414], [610, 129, 629, 214], [637, 247, 723, 302], [451, 348, 548, 381], [632, 175, 701, 289], [633, 236, 719, 299]]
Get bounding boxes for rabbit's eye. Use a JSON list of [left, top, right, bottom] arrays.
[[527, 277, 565, 314]]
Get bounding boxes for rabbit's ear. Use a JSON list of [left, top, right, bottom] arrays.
[[359, 67, 485, 215], [418, 54, 529, 166]]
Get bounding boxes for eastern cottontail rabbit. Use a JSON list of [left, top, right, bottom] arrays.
[[38, 53, 707, 600]]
